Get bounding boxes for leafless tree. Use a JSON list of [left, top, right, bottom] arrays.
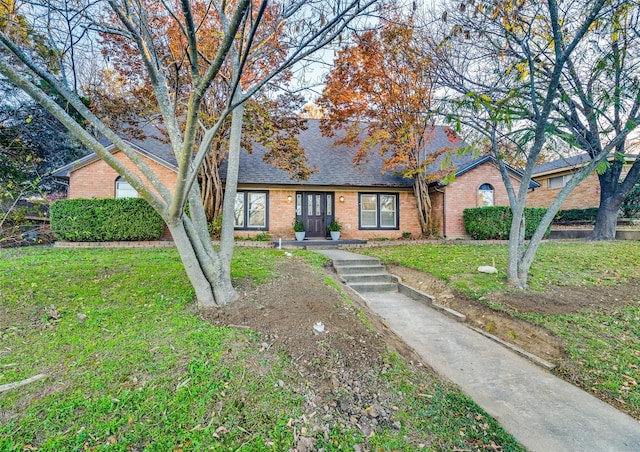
[[0, 0, 378, 306]]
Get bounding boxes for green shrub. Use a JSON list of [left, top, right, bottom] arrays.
[[463, 206, 549, 240], [553, 207, 599, 224], [51, 198, 165, 241], [621, 183, 640, 218]]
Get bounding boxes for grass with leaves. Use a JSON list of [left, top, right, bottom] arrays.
[[360, 241, 640, 417], [0, 246, 522, 451]]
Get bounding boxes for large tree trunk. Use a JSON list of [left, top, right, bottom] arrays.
[[219, 99, 245, 263], [588, 153, 640, 241], [167, 185, 238, 308], [589, 195, 622, 241], [413, 172, 433, 236], [589, 160, 623, 240]]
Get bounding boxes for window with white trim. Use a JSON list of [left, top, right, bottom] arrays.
[[478, 183, 494, 206], [115, 177, 138, 198], [359, 193, 399, 229], [548, 174, 572, 189], [234, 191, 268, 229]]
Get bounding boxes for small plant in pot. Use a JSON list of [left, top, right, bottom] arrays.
[[328, 218, 342, 240], [293, 218, 305, 241]]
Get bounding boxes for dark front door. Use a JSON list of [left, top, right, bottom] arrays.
[[298, 192, 334, 238]]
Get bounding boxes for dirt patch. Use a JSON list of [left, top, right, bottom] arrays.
[[199, 256, 640, 443], [486, 280, 640, 315], [200, 257, 429, 449], [386, 264, 640, 367], [387, 264, 567, 363]]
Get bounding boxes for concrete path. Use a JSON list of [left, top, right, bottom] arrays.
[[318, 250, 640, 452]]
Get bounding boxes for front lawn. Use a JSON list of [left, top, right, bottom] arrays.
[[360, 241, 640, 418], [0, 246, 522, 450]]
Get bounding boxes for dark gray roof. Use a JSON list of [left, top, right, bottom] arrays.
[[52, 123, 177, 177], [532, 153, 592, 175], [224, 120, 465, 187], [55, 119, 537, 188], [533, 152, 639, 175]]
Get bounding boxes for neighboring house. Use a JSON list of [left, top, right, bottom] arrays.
[[53, 120, 534, 240], [527, 153, 638, 210]]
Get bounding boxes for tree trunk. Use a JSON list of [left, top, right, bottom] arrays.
[[220, 99, 245, 262], [200, 149, 224, 222], [167, 188, 238, 308], [167, 219, 217, 306], [506, 209, 527, 288], [589, 196, 620, 241], [413, 173, 433, 236]]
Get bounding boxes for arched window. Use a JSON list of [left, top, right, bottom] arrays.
[[115, 177, 138, 199], [478, 183, 494, 206]]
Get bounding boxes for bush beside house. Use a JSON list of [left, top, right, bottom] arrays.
[[463, 206, 549, 240], [51, 198, 165, 242], [553, 208, 599, 224]]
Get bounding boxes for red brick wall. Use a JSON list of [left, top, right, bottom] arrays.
[[236, 188, 423, 240], [527, 164, 635, 210], [527, 171, 600, 209], [442, 162, 521, 239], [69, 151, 177, 199]]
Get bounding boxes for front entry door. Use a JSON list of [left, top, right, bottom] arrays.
[[298, 192, 333, 238]]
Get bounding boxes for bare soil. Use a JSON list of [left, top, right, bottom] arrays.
[[200, 256, 640, 447], [387, 265, 640, 364], [201, 257, 429, 451]]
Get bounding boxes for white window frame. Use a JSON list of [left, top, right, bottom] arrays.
[[478, 183, 494, 207], [548, 174, 572, 189], [115, 177, 138, 199]]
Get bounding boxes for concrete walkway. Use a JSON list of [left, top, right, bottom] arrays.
[[318, 250, 640, 452]]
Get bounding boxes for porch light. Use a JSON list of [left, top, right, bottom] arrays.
[[287, 195, 293, 202], [339, 196, 345, 203]]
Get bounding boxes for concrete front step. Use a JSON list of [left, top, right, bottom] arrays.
[[333, 264, 387, 275], [328, 254, 398, 293], [347, 281, 399, 293], [332, 258, 381, 267], [341, 273, 396, 284]]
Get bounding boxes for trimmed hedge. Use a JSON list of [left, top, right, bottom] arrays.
[[463, 206, 550, 240], [51, 198, 165, 242], [553, 207, 599, 224]]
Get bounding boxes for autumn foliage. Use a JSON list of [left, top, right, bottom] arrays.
[[319, 23, 459, 235], [92, 0, 311, 220]]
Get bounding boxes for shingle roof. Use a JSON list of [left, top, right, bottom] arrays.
[[222, 120, 465, 187], [55, 119, 537, 188], [533, 152, 638, 176], [532, 153, 592, 175], [52, 123, 177, 177]]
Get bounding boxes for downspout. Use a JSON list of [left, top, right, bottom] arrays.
[[434, 184, 446, 238]]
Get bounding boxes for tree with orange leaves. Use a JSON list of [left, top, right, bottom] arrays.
[[1, 0, 376, 306], [91, 0, 312, 223], [318, 22, 459, 236]]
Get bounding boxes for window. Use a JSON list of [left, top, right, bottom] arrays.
[[548, 174, 572, 189], [359, 193, 399, 229], [115, 177, 138, 198], [478, 183, 494, 206], [234, 191, 268, 229]]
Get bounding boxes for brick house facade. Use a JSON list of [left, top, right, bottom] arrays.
[[54, 122, 532, 240], [527, 154, 636, 210], [430, 158, 526, 238], [68, 151, 178, 200]]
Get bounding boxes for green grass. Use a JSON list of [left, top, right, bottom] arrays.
[[360, 241, 640, 417], [359, 241, 640, 297], [0, 246, 523, 450]]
